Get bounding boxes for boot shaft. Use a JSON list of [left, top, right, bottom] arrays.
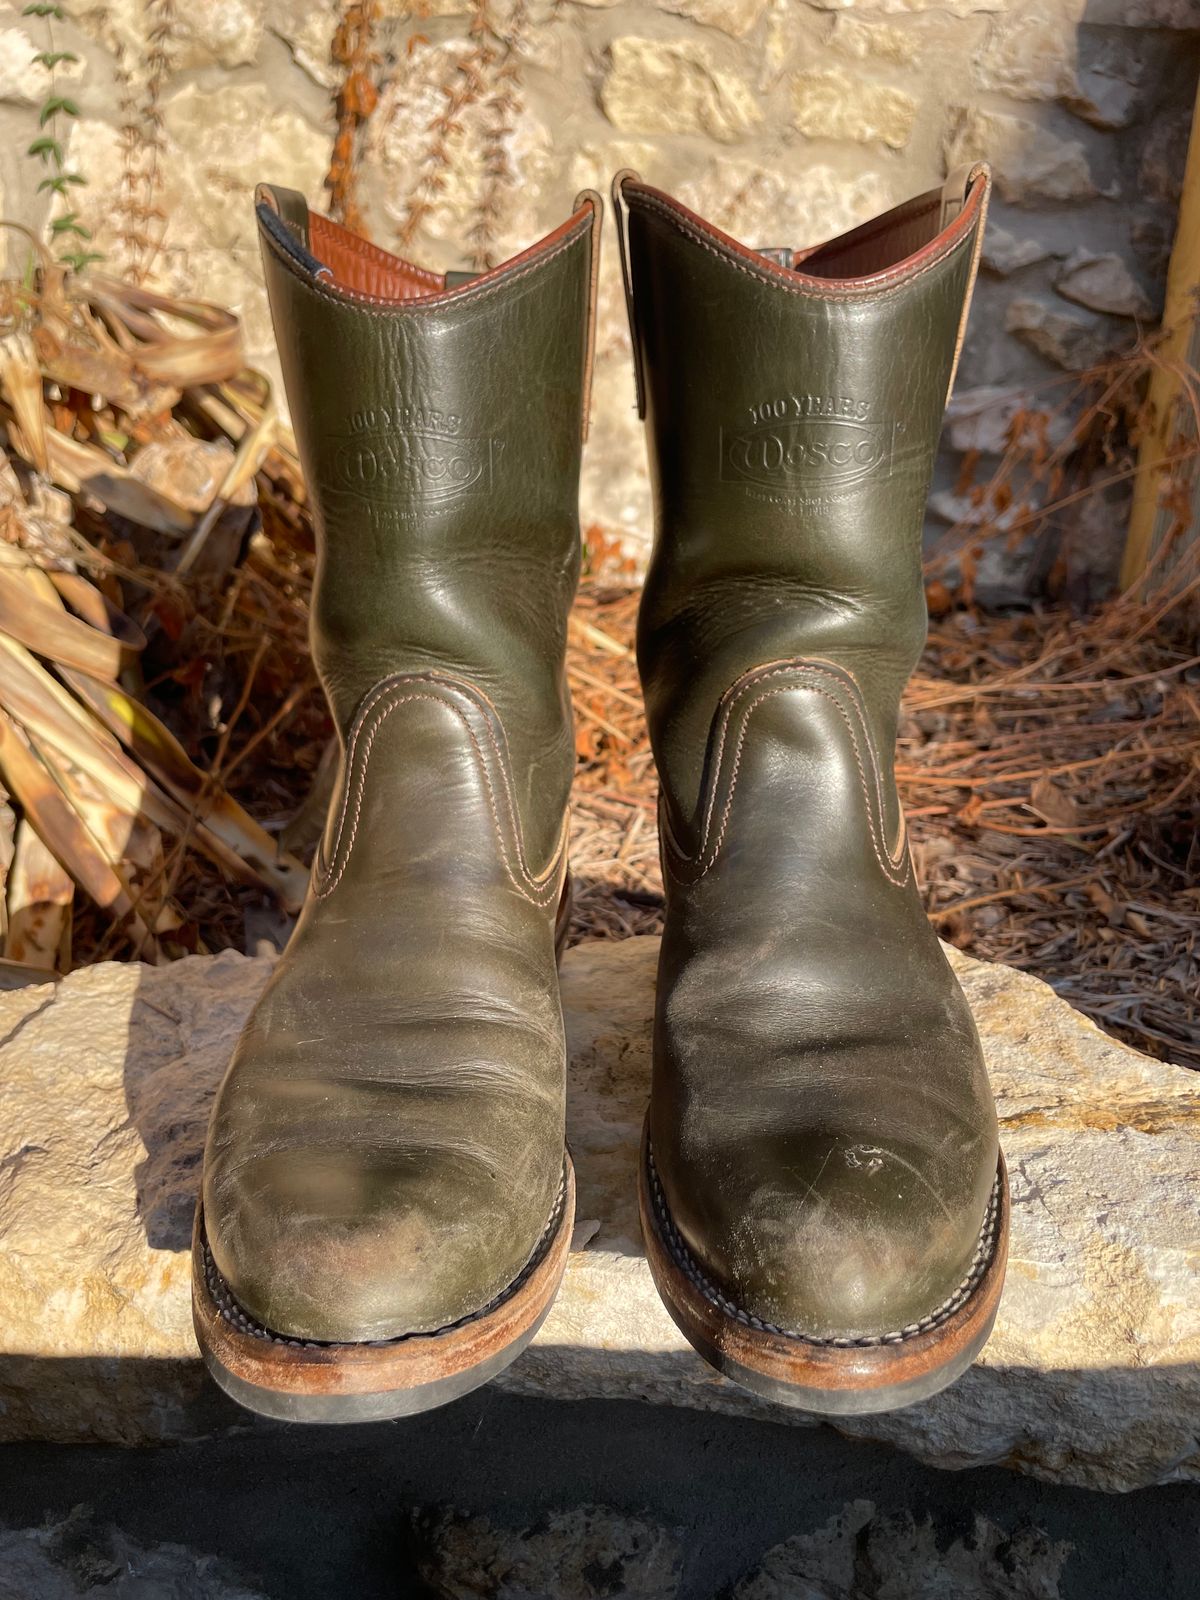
[[617, 168, 988, 846], [257, 191, 600, 865]]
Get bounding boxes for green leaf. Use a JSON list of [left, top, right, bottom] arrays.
[[26, 135, 63, 164], [39, 96, 79, 125], [37, 171, 83, 194], [23, 4, 66, 17], [34, 50, 78, 68], [50, 214, 90, 238], [61, 249, 103, 274]]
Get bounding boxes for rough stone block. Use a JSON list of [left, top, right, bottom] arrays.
[[0, 937, 1196, 1491]]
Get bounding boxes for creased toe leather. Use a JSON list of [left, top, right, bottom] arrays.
[[207, 1131, 557, 1343], [656, 1113, 994, 1341]]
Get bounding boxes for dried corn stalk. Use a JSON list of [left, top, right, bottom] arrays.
[[0, 224, 308, 971], [6, 818, 72, 972]]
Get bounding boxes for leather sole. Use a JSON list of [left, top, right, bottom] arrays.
[[639, 1123, 1009, 1416], [191, 1155, 574, 1424]]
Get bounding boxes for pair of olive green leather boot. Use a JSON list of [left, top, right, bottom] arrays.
[[193, 170, 1006, 1423]]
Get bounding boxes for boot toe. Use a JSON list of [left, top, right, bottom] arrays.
[[204, 1142, 559, 1344], [656, 1129, 997, 1344]]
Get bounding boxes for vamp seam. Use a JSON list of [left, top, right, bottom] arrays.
[[316, 674, 566, 907], [664, 661, 910, 887]]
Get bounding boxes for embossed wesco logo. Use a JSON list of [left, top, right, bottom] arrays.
[[332, 424, 503, 506], [721, 395, 898, 493]]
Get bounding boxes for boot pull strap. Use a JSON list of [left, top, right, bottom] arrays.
[[256, 184, 310, 249], [945, 162, 991, 404], [939, 163, 976, 229], [611, 169, 646, 420], [255, 184, 332, 281], [757, 246, 797, 270]]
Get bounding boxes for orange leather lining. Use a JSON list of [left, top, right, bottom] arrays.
[[797, 194, 944, 279], [309, 214, 444, 299], [308, 205, 594, 306]]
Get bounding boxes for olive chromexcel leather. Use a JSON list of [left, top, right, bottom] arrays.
[[617, 165, 1005, 1391], [198, 191, 599, 1353]]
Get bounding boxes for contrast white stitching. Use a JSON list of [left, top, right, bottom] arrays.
[[315, 679, 564, 907], [669, 662, 910, 887], [320, 676, 409, 877]]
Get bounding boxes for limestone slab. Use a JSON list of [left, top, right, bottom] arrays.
[[0, 936, 1197, 1491]]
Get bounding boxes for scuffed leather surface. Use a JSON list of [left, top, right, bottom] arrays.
[[202, 205, 594, 1342], [626, 179, 1000, 1340]]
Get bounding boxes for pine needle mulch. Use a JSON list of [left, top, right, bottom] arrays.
[[566, 580, 1200, 1071]]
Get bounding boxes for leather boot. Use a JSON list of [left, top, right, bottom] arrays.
[[614, 165, 1008, 1414], [192, 189, 601, 1421]]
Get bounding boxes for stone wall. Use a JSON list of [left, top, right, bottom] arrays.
[[0, 1, 1197, 585]]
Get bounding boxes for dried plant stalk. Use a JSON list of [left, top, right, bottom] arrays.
[[0, 709, 162, 961], [0, 224, 314, 965], [62, 671, 309, 912], [6, 818, 71, 971]]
